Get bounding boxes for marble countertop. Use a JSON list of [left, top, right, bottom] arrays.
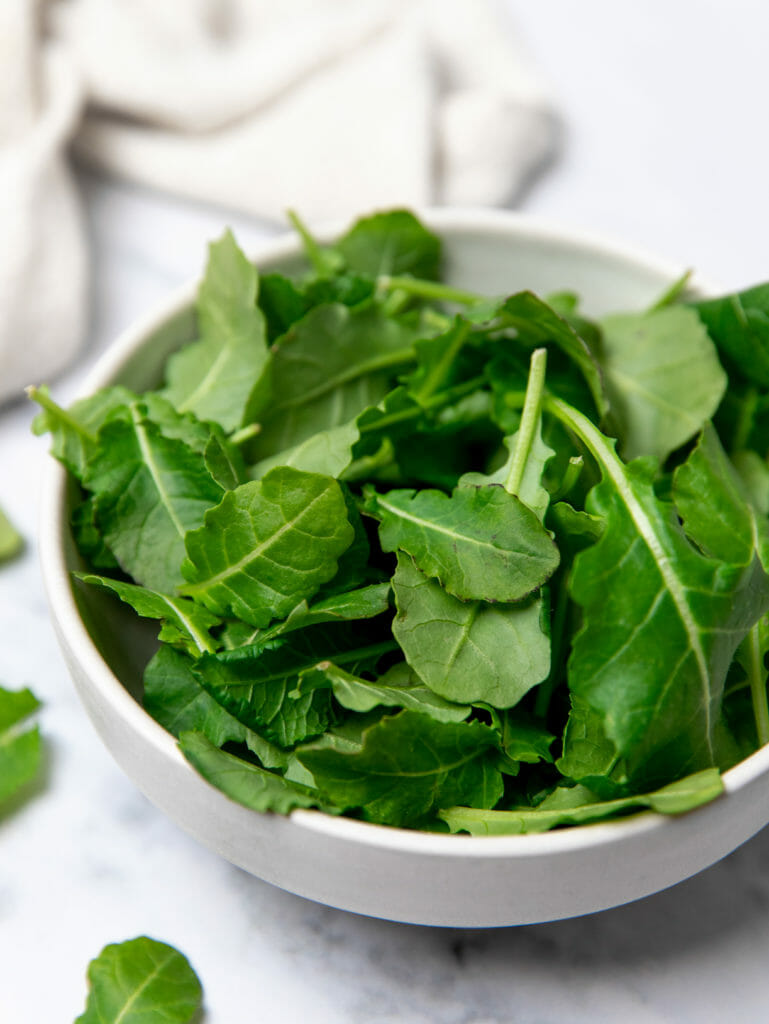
[[5, 3, 769, 1020]]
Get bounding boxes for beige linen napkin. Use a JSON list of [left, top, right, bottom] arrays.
[[0, 0, 556, 403]]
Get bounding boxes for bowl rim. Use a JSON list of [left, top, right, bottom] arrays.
[[39, 206, 769, 860]]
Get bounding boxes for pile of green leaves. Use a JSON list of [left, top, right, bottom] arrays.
[[33, 210, 769, 835]]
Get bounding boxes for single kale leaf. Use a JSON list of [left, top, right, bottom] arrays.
[[364, 483, 559, 603], [179, 731, 321, 814], [440, 768, 724, 835], [83, 402, 224, 593], [181, 467, 354, 628], [297, 711, 502, 827], [163, 229, 271, 432], [337, 209, 442, 280], [0, 685, 42, 809], [75, 936, 203, 1024], [76, 573, 220, 656], [599, 305, 726, 461], [392, 553, 550, 707]]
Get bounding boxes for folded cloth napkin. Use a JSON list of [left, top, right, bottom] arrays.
[[1, 0, 556, 403]]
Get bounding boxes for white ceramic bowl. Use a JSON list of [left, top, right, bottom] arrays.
[[40, 209, 769, 927]]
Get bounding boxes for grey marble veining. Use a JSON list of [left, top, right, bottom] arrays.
[[7, 4, 769, 1017]]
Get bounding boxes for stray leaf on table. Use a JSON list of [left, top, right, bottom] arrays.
[[75, 935, 203, 1024], [0, 506, 23, 564], [0, 685, 42, 809]]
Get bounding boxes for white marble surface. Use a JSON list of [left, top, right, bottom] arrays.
[[5, 2, 769, 1020]]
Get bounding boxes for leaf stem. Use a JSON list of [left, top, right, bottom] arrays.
[[534, 583, 568, 719], [358, 376, 487, 437], [379, 276, 483, 306], [731, 386, 758, 454], [287, 209, 340, 277], [746, 622, 769, 746], [413, 320, 471, 405], [649, 269, 693, 311], [504, 348, 548, 496], [26, 385, 97, 442], [230, 423, 261, 446]]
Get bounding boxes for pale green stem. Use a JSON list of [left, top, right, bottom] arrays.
[[413, 321, 471, 404], [747, 622, 769, 746], [649, 269, 693, 312], [732, 386, 758, 454], [504, 348, 548, 496], [26, 385, 97, 442], [379, 275, 482, 306], [230, 423, 261, 446], [287, 209, 333, 276]]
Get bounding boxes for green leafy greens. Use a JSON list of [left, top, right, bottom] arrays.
[[34, 208, 769, 835], [0, 684, 42, 810], [0, 506, 23, 564], [75, 936, 203, 1024]]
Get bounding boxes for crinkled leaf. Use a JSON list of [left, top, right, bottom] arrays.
[[76, 573, 220, 657], [163, 230, 271, 431], [599, 306, 726, 461], [75, 936, 202, 1024], [391, 554, 550, 707], [297, 711, 502, 827], [365, 483, 559, 602], [191, 622, 395, 747], [143, 646, 287, 769], [181, 467, 354, 628], [83, 404, 224, 593], [178, 731, 320, 814], [440, 768, 724, 835]]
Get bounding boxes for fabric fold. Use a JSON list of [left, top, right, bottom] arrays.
[[1, 0, 557, 403]]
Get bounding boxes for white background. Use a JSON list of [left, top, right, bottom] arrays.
[[4, 3, 769, 1020]]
